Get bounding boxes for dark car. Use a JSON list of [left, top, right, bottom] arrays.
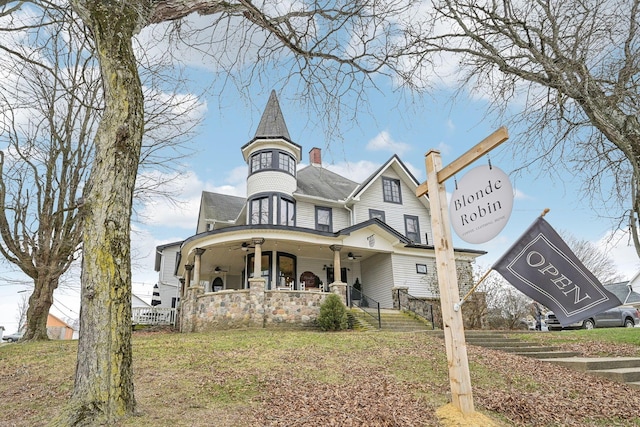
[[546, 306, 640, 331], [2, 331, 24, 342]]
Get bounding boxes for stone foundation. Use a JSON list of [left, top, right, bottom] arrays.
[[180, 280, 330, 332]]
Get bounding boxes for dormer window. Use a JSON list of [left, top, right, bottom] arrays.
[[249, 149, 296, 176]]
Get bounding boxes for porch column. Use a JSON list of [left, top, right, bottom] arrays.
[[330, 244, 343, 284], [192, 248, 206, 293], [329, 244, 347, 304], [249, 238, 266, 327], [179, 278, 185, 300], [184, 264, 193, 293], [252, 238, 265, 279]]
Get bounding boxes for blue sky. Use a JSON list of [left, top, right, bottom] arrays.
[[1, 12, 639, 334]]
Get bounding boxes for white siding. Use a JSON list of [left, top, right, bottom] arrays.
[[355, 169, 432, 244], [390, 253, 439, 298], [160, 248, 180, 286], [296, 201, 316, 229], [360, 253, 394, 308], [294, 200, 350, 232], [158, 282, 179, 308], [332, 207, 350, 230], [247, 171, 297, 197], [195, 202, 209, 234]]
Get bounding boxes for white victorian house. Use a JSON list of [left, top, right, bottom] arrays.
[[156, 91, 485, 331]]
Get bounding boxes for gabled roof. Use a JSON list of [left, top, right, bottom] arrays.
[[605, 282, 640, 305], [254, 90, 291, 140], [295, 165, 359, 201], [348, 155, 424, 202], [200, 191, 246, 223], [155, 240, 184, 271], [337, 217, 410, 243], [132, 294, 151, 308], [47, 313, 74, 330]]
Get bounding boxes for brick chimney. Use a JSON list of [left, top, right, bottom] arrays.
[[309, 147, 322, 166]]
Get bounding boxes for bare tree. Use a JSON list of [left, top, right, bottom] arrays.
[[407, 0, 640, 257], [4, 0, 424, 423], [561, 231, 624, 285], [0, 6, 95, 342], [0, 4, 202, 343], [480, 273, 531, 329], [16, 292, 27, 331]]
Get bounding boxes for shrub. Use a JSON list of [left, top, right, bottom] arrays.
[[317, 294, 348, 331]]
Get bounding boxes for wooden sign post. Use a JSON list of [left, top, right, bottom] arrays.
[[416, 127, 509, 415]]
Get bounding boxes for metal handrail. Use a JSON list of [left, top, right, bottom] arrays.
[[349, 286, 381, 329], [396, 289, 435, 329]]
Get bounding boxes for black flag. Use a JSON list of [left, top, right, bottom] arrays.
[[493, 217, 621, 327]]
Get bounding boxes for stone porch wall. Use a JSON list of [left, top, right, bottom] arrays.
[[180, 279, 339, 332]]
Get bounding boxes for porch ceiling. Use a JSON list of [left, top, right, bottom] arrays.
[[183, 238, 381, 278]]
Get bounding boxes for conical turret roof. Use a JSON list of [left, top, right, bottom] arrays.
[[254, 90, 291, 140]]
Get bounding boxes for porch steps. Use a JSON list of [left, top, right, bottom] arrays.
[[347, 311, 374, 331], [350, 309, 433, 331]]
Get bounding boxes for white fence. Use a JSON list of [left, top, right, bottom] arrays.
[[132, 307, 176, 326]]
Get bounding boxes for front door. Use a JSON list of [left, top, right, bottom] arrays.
[[326, 267, 347, 284]]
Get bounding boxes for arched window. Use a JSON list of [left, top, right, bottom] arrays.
[[211, 277, 224, 292], [276, 252, 296, 289]]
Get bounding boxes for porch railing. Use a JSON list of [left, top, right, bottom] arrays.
[[132, 307, 176, 326], [395, 289, 435, 329], [348, 286, 381, 329]]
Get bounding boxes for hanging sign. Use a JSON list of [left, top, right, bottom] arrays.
[[449, 164, 513, 244]]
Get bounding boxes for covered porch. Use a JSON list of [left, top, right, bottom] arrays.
[[174, 225, 403, 331], [175, 226, 396, 297]]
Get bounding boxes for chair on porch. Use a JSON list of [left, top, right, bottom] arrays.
[[276, 277, 293, 290]]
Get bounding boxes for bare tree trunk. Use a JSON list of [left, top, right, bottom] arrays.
[[56, 2, 144, 425], [22, 276, 57, 341]]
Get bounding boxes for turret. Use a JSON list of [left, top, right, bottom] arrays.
[[241, 91, 302, 225]]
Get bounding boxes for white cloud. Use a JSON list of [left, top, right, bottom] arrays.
[[366, 131, 411, 155], [446, 119, 455, 133], [513, 188, 530, 200], [325, 160, 381, 183], [137, 164, 248, 230], [597, 229, 640, 281], [437, 141, 452, 156]]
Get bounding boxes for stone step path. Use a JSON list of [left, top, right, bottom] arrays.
[[350, 308, 433, 332], [461, 330, 640, 389], [549, 356, 640, 389]]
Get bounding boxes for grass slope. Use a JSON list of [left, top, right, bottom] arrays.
[[1, 328, 640, 426]]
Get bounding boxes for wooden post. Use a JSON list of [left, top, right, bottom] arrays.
[[425, 149, 475, 414], [416, 127, 509, 416]]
